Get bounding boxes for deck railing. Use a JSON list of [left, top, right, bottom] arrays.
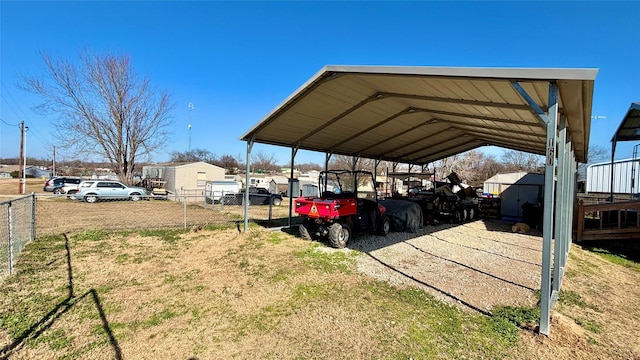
[[577, 199, 640, 241]]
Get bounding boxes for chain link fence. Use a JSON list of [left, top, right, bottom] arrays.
[[1, 192, 301, 282], [1, 194, 36, 281], [35, 193, 300, 236]]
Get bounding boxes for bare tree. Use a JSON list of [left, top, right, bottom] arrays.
[[215, 154, 241, 172], [328, 155, 375, 172], [501, 150, 543, 173], [296, 162, 322, 173], [577, 144, 610, 180], [170, 148, 216, 164], [21, 49, 174, 184], [251, 151, 279, 173]]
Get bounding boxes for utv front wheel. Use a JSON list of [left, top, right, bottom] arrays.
[[328, 222, 351, 249], [299, 222, 312, 240]]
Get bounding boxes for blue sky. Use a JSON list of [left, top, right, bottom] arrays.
[[1, 1, 639, 166]]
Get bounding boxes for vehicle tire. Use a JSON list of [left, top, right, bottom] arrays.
[[67, 190, 77, 200], [462, 208, 469, 222], [272, 198, 282, 206], [130, 193, 142, 202], [454, 209, 463, 224], [85, 194, 98, 203], [468, 207, 476, 221], [53, 188, 63, 195], [378, 216, 391, 236], [299, 222, 312, 240], [328, 222, 350, 249]]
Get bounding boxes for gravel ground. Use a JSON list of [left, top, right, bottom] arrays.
[[345, 219, 544, 314]]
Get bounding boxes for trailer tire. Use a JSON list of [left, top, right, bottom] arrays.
[[328, 222, 351, 249], [454, 209, 463, 224], [272, 198, 282, 206], [378, 216, 391, 236], [468, 207, 476, 221]]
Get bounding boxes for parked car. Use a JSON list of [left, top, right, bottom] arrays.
[[43, 176, 83, 193], [73, 180, 147, 203], [223, 187, 283, 206]]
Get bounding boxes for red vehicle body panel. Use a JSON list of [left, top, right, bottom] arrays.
[[295, 197, 357, 219], [295, 196, 386, 219]]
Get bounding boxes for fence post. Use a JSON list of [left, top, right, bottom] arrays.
[[183, 195, 187, 230], [221, 191, 225, 211], [268, 197, 273, 227], [31, 193, 36, 241], [7, 201, 13, 275]]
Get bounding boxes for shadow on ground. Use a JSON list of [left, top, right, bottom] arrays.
[[0, 234, 122, 360]]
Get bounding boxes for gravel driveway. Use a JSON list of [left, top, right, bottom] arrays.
[[347, 219, 544, 314]]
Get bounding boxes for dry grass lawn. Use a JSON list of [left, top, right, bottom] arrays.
[[0, 225, 638, 359]]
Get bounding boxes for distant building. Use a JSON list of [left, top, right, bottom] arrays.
[[0, 164, 50, 179], [142, 162, 226, 194], [269, 176, 290, 195], [483, 171, 544, 218]]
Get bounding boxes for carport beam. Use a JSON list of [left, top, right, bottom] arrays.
[[510, 81, 548, 128]]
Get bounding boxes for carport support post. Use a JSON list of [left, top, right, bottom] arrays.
[[244, 137, 254, 232], [554, 116, 568, 293], [324, 153, 332, 189], [374, 159, 382, 190], [288, 145, 299, 227], [352, 156, 360, 190], [610, 138, 617, 202], [540, 82, 558, 336], [391, 162, 398, 194]]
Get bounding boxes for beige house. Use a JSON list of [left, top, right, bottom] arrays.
[[142, 162, 225, 194]]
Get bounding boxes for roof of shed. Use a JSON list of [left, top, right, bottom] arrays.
[[241, 66, 597, 163]]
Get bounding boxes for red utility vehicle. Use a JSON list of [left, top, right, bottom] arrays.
[[295, 170, 390, 248]]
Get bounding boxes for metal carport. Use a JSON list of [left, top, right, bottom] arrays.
[[609, 102, 640, 199], [240, 65, 597, 335]]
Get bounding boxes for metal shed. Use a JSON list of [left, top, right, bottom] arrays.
[[240, 65, 597, 335], [608, 103, 640, 198], [484, 171, 545, 218], [587, 158, 640, 195]]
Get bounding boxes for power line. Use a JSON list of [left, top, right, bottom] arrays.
[[0, 118, 20, 126], [0, 80, 30, 120]]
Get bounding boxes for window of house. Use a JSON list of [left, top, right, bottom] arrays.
[[197, 172, 206, 187]]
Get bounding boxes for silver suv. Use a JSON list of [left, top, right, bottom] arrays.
[[43, 176, 83, 193], [73, 180, 147, 203]]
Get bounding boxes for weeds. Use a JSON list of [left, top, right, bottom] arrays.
[[137, 228, 186, 243], [586, 247, 640, 272]]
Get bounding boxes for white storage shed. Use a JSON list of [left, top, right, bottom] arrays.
[[483, 171, 545, 218]]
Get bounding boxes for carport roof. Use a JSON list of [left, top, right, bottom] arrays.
[[241, 66, 597, 163], [611, 102, 640, 142]]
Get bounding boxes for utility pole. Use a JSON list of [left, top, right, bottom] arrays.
[[188, 102, 194, 151], [52, 145, 56, 177], [22, 124, 28, 194], [18, 121, 24, 193]]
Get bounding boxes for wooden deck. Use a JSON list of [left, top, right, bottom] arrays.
[[577, 199, 640, 242]]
